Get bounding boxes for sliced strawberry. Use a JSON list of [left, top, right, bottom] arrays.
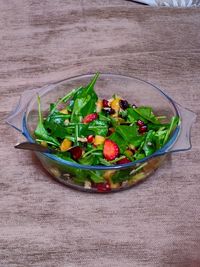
[[103, 139, 119, 161], [83, 113, 98, 124], [117, 157, 131, 164]]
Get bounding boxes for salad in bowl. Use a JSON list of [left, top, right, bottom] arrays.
[[7, 73, 196, 192]]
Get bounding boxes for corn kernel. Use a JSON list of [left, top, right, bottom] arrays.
[[60, 138, 72, 151], [93, 135, 105, 146]]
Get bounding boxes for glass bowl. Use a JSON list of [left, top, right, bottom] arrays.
[[7, 74, 196, 193]]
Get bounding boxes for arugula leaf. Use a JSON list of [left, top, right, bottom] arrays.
[[34, 96, 60, 146]]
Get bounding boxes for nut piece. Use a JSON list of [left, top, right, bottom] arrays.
[[49, 167, 61, 178], [84, 180, 92, 189], [96, 99, 103, 113]]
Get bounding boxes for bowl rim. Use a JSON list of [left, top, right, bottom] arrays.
[[23, 73, 180, 170]]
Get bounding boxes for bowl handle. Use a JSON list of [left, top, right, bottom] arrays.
[[155, 103, 197, 157], [6, 87, 40, 133], [169, 103, 197, 153]]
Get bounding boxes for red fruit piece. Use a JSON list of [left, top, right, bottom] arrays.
[[87, 135, 94, 143], [96, 182, 111, 192], [70, 146, 82, 160], [83, 113, 98, 124], [102, 99, 109, 107], [103, 139, 119, 161], [117, 157, 131, 164], [138, 125, 148, 134]]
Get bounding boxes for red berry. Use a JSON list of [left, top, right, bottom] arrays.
[[102, 99, 109, 107], [83, 113, 98, 124], [96, 182, 111, 192], [103, 139, 119, 161], [139, 125, 148, 133], [137, 120, 145, 127], [117, 157, 131, 164], [70, 146, 82, 160], [87, 135, 94, 143]]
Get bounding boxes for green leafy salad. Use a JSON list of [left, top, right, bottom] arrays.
[[34, 73, 179, 168]]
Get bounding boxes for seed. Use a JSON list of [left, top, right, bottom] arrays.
[[119, 99, 129, 110], [70, 146, 82, 160], [139, 125, 148, 133], [104, 107, 115, 115], [137, 120, 145, 127], [102, 99, 109, 107], [87, 135, 94, 143], [96, 182, 111, 192]]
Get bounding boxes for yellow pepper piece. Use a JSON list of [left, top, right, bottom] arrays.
[[60, 109, 68, 114], [93, 135, 105, 146], [111, 98, 121, 112], [60, 138, 72, 152]]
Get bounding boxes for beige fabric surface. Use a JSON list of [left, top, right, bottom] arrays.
[[0, 1, 200, 266]]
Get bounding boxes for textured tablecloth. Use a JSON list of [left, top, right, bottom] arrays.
[[0, 1, 200, 266]]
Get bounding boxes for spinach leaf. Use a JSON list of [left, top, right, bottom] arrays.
[[116, 125, 144, 147], [88, 170, 105, 183], [109, 132, 127, 153], [88, 120, 109, 136], [70, 73, 99, 121], [163, 116, 179, 144], [34, 96, 60, 146], [111, 169, 131, 184], [79, 154, 99, 166], [142, 130, 156, 156]]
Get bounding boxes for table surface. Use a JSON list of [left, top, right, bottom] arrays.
[[1, 1, 200, 267]]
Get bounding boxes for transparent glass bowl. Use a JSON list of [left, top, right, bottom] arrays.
[[7, 74, 196, 193]]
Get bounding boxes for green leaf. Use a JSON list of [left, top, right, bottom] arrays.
[[88, 170, 105, 183], [142, 130, 156, 156], [88, 120, 109, 136], [79, 154, 99, 165], [34, 96, 60, 146], [109, 132, 127, 153], [163, 116, 180, 144]]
